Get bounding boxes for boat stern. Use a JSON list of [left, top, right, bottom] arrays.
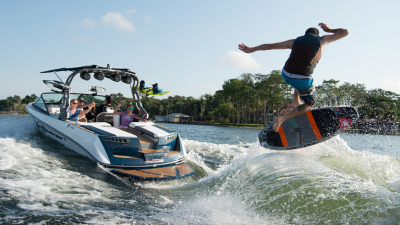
[[93, 122, 194, 180]]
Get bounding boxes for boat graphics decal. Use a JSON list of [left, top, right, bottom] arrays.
[[28, 109, 98, 162], [153, 123, 175, 133]]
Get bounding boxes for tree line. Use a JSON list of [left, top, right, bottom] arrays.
[[0, 94, 38, 112], [2, 70, 399, 125], [143, 70, 400, 124]]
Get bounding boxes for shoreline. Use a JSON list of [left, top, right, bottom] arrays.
[[0, 111, 29, 116], [3, 113, 399, 135], [158, 121, 400, 135]]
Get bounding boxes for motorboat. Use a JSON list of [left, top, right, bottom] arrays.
[[26, 64, 194, 180]]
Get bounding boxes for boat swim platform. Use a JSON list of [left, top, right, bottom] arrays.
[[111, 163, 194, 180]]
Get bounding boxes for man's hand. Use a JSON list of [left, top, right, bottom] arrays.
[[238, 43, 254, 53], [319, 23, 349, 48], [318, 23, 331, 33]]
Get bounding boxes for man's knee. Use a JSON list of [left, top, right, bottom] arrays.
[[304, 98, 315, 106], [297, 103, 312, 111], [298, 85, 316, 106]]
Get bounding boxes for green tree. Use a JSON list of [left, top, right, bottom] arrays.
[[359, 89, 398, 120], [316, 79, 340, 106], [22, 94, 38, 104], [254, 70, 291, 125]]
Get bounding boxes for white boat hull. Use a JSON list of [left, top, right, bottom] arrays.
[[27, 103, 193, 180]]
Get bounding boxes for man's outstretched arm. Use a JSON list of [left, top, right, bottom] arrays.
[[319, 23, 349, 49], [238, 39, 294, 53]]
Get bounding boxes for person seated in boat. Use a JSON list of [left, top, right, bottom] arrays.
[[77, 98, 96, 122], [77, 98, 87, 108], [133, 109, 148, 122], [113, 103, 147, 128], [95, 95, 113, 115], [68, 99, 95, 122]]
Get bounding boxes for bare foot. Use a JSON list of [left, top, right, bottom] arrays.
[[273, 117, 282, 133]]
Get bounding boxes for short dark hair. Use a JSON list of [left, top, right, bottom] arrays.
[[305, 27, 319, 36], [105, 95, 112, 103]]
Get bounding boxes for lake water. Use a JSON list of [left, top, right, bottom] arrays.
[[1, 115, 400, 224]]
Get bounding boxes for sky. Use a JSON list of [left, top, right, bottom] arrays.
[[1, 0, 400, 99]]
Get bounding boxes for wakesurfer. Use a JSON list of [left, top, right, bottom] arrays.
[[239, 23, 348, 132]]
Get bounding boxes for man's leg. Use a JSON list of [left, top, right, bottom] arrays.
[[291, 90, 302, 109], [272, 103, 313, 132]]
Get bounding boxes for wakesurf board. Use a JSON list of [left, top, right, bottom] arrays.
[[258, 106, 358, 150], [138, 88, 170, 96]]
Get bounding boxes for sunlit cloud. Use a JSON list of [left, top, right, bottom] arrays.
[[220, 51, 261, 70], [101, 12, 136, 33], [81, 18, 97, 28]]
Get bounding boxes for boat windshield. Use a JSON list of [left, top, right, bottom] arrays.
[[70, 94, 106, 106], [34, 93, 63, 110]]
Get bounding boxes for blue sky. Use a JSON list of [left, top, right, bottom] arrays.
[[1, 0, 399, 99]]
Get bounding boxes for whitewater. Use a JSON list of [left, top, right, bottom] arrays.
[[1, 115, 400, 224]]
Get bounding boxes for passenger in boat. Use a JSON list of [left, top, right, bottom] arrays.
[[77, 98, 96, 121], [239, 23, 348, 132], [133, 109, 148, 122], [95, 95, 113, 115], [77, 98, 86, 106], [113, 103, 147, 128], [68, 99, 95, 122]]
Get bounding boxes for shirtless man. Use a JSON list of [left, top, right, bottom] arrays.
[[239, 23, 348, 132]]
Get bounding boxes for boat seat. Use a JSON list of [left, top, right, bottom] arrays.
[[129, 122, 172, 138], [113, 114, 120, 128], [96, 112, 114, 125], [48, 106, 60, 117], [48, 107, 60, 114]]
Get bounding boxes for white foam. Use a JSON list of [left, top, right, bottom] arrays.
[[139, 139, 254, 189], [157, 195, 287, 225], [298, 135, 400, 192], [0, 137, 130, 213], [184, 139, 248, 163], [2, 116, 400, 224]]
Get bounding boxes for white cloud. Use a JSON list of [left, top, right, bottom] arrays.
[[379, 80, 400, 93], [101, 12, 136, 33], [81, 18, 97, 28], [127, 9, 136, 17], [220, 51, 261, 70], [71, 35, 91, 42]]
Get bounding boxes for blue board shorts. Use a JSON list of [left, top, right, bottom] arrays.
[[281, 69, 316, 106]]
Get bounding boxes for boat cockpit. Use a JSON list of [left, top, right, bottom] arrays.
[[32, 91, 122, 125]]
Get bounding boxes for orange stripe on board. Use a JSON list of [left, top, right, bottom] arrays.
[[278, 126, 289, 147], [306, 111, 322, 140]]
